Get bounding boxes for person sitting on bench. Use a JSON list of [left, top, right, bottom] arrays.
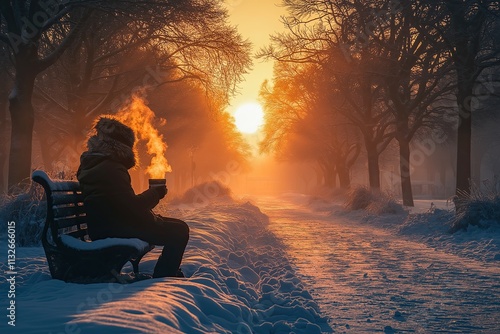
[[77, 116, 189, 278]]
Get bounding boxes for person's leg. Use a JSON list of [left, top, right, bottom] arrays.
[[149, 218, 190, 278], [106, 217, 189, 277]]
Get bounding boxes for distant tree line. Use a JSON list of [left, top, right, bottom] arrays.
[[259, 0, 500, 206], [0, 0, 252, 193]]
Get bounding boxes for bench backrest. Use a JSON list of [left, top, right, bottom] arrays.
[[32, 170, 89, 248]]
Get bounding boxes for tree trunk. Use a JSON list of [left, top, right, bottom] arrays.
[[366, 144, 381, 190], [8, 65, 36, 193], [324, 167, 337, 188], [471, 148, 482, 190], [330, 171, 337, 188], [0, 84, 9, 193], [455, 87, 472, 197], [398, 138, 414, 206], [319, 160, 337, 188], [337, 164, 350, 189], [447, 0, 481, 198]]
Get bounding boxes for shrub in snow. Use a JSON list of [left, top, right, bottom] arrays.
[[344, 186, 405, 214], [400, 208, 454, 236], [0, 185, 46, 246], [170, 180, 233, 206], [344, 186, 373, 210], [366, 195, 406, 215], [451, 194, 500, 233]]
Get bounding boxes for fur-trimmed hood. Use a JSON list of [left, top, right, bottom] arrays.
[[84, 116, 137, 169]]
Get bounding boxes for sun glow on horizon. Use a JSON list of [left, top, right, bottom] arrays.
[[234, 102, 265, 134]]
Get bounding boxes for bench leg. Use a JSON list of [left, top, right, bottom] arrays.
[[131, 258, 140, 274], [131, 252, 148, 274], [131, 245, 155, 274]]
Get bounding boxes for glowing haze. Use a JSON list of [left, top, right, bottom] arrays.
[[234, 102, 264, 133], [116, 95, 172, 179]]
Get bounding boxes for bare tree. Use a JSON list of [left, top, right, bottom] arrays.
[[260, 62, 361, 189], [32, 8, 251, 170], [260, 0, 396, 191], [419, 0, 500, 197], [262, 0, 498, 205], [0, 45, 12, 192], [328, 55, 394, 190], [0, 0, 250, 193], [373, 1, 455, 206], [1, 1, 94, 192]]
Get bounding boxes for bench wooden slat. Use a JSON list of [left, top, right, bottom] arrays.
[[52, 193, 85, 206], [66, 229, 89, 240], [53, 204, 86, 218], [60, 224, 86, 234], [54, 215, 87, 229]]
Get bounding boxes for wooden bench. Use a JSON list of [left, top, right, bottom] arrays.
[[32, 170, 154, 283]]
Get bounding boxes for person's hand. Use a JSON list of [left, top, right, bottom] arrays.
[[153, 185, 167, 199]]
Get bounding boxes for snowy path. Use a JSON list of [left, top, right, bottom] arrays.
[[255, 197, 500, 333]]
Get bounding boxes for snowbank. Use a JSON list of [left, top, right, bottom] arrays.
[[0, 201, 331, 333], [303, 193, 500, 263], [169, 180, 234, 208]]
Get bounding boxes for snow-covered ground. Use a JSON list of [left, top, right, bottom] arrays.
[[255, 194, 500, 333], [0, 200, 330, 334], [1, 194, 499, 333]]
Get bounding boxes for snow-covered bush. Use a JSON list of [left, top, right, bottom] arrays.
[[367, 195, 406, 215], [344, 186, 373, 210], [0, 185, 46, 246], [400, 208, 454, 236], [344, 186, 405, 214], [451, 193, 500, 232]]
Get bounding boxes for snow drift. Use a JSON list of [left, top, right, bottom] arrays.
[[0, 200, 331, 333]]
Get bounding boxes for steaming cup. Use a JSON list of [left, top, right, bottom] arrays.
[[149, 178, 167, 189]]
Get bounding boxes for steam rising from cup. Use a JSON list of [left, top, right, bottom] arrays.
[[115, 95, 172, 179]]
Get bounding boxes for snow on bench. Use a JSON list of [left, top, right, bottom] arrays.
[[60, 235, 150, 252]]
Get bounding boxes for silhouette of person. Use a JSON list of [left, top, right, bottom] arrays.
[[77, 116, 189, 278]]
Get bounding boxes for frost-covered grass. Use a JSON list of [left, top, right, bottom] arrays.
[[366, 195, 406, 215], [344, 186, 372, 211], [344, 186, 405, 215], [451, 185, 500, 232], [0, 184, 45, 246]]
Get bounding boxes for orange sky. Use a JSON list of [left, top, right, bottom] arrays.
[[224, 0, 287, 114]]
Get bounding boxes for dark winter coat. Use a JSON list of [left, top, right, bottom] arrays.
[[77, 119, 162, 240]]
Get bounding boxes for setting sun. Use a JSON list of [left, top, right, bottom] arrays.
[[234, 102, 265, 134]]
